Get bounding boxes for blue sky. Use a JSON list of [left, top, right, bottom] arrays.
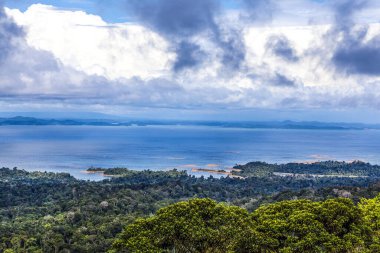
[[5, 0, 128, 22], [4, 0, 243, 22], [1, 0, 380, 122]]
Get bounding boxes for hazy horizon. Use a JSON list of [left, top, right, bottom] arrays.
[[1, 108, 380, 124]]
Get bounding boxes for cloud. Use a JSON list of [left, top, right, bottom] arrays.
[[125, 0, 274, 73], [8, 4, 172, 80], [333, 0, 367, 30], [0, 4, 122, 104], [218, 0, 275, 71], [329, 0, 380, 75], [216, 25, 246, 72], [126, 0, 218, 38], [0, 4, 241, 110], [0, 2, 23, 63], [271, 73, 298, 87], [333, 35, 380, 75], [266, 35, 299, 62], [4, 1, 380, 115], [241, 0, 274, 22], [125, 0, 219, 71], [173, 41, 205, 72]]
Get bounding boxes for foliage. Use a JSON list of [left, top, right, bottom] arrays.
[[112, 197, 380, 253], [233, 160, 380, 178], [111, 198, 251, 253], [359, 195, 380, 251], [246, 198, 369, 252], [1, 161, 380, 252]]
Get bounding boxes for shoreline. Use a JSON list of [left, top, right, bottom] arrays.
[[83, 167, 246, 179], [14, 159, 375, 181], [190, 168, 244, 178]]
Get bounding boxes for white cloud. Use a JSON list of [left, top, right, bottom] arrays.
[[7, 4, 174, 80]]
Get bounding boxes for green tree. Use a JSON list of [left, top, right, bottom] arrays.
[[359, 194, 380, 252], [110, 198, 251, 253], [244, 198, 369, 253]]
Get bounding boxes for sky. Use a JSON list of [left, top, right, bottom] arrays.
[[1, 0, 380, 122]]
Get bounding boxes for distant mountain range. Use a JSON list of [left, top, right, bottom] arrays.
[[0, 116, 379, 130]]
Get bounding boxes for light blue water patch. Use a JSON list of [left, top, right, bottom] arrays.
[[0, 125, 380, 180]]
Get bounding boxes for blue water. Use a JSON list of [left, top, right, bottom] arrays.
[[0, 125, 380, 180]]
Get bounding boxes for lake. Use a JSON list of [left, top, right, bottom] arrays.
[[1, 125, 380, 180]]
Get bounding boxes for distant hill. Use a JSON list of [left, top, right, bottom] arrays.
[[0, 116, 122, 126], [0, 116, 379, 130]]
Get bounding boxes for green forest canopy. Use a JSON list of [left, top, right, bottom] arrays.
[[112, 197, 380, 253], [2, 161, 380, 252]]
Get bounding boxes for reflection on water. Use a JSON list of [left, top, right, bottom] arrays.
[[0, 125, 380, 180]]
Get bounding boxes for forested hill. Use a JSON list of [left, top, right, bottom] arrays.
[[2, 161, 380, 252]]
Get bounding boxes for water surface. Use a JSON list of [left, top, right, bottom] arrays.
[[1, 125, 379, 180]]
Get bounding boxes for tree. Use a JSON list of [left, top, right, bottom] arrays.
[[110, 198, 251, 253], [359, 194, 380, 252], [244, 198, 369, 253]]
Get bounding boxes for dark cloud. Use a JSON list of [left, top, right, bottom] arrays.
[[125, 0, 219, 72], [220, 39, 245, 71], [173, 41, 205, 72], [0, 2, 24, 63], [272, 73, 297, 87], [126, 0, 218, 38], [333, 0, 367, 30], [125, 0, 273, 73], [266, 35, 299, 62], [329, 0, 380, 75], [212, 30, 247, 73], [333, 35, 380, 75], [218, 0, 274, 71], [215, 0, 274, 71]]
